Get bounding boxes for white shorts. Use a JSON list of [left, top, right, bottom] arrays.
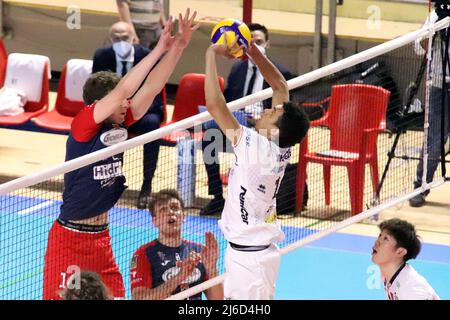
[[224, 243, 281, 300]]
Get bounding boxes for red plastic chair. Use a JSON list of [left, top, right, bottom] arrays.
[[0, 39, 7, 87], [33, 59, 92, 132], [160, 73, 224, 144], [296, 84, 390, 215], [0, 53, 50, 126]]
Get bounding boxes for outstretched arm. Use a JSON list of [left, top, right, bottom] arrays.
[[205, 44, 241, 145], [130, 9, 200, 120], [246, 42, 289, 108], [92, 19, 172, 124]]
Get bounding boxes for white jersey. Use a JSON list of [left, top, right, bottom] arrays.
[[218, 126, 291, 246], [383, 264, 440, 300]]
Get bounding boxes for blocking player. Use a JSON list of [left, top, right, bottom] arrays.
[[204, 39, 310, 299], [130, 189, 223, 300], [371, 218, 440, 300], [43, 9, 200, 300]]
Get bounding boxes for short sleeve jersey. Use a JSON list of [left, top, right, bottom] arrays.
[[59, 102, 136, 221], [383, 264, 440, 300], [218, 126, 291, 246], [130, 240, 207, 300]]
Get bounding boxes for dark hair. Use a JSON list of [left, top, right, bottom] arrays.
[[62, 271, 111, 300], [379, 218, 421, 262], [82, 71, 121, 105], [275, 102, 310, 148], [148, 189, 185, 217], [248, 23, 269, 41]]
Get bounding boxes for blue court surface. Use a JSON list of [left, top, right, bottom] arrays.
[[1, 195, 449, 300]]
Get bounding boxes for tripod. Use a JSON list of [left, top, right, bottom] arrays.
[[374, 30, 450, 204]]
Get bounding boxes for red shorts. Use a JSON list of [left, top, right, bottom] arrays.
[[43, 220, 125, 300]]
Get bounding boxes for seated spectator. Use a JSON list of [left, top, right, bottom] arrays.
[[92, 21, 164, 209], [200, 23, 299, 216], [130, 189, 223, 300], [62, 271, 112, 300]]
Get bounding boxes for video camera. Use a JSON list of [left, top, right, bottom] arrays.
[[433, 0, 450, 20]]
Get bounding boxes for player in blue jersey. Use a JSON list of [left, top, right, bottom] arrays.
[[130, 189, 223, 300], [43, 9, 200, 300]]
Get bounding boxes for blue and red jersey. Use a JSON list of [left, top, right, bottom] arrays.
[[59, 102, 136, 221], [130, 240, 208, 300]]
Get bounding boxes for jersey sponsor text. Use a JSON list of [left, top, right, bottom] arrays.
[[93, 161, 122, 180]]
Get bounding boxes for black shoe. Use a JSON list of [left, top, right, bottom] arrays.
[[200, 197, 225, 216], [409, 193, 427, 207], [137, 192, 150, 210]]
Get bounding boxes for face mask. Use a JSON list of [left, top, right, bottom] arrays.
[[112, 41, 133, 58], [254, 43, 266, 56]]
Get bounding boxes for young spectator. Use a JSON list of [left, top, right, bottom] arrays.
[[130, 189, 223, 300]]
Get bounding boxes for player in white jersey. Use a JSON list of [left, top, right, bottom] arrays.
[[371, 218, 440, 300], [204, 38, 310, 299]]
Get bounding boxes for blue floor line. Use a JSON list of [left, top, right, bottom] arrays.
[[2, 194, 450, 299]]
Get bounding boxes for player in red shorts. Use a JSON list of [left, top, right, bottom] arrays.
[[43, 9, 200, 300]]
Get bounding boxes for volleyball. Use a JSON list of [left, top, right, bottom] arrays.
[[210, 18, 252, 58]]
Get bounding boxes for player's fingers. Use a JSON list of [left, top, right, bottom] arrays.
[[229, 37, 238, 48], [205, 232, 215, 246], [167, 16, 173, 33], [183, 8, 190, 24], [189, 250, 201, 262], [178, 13, 183, 32], [164, 16, 172, 32], [223, 32, 229, 46], [189, 10, 197, 26], [191, 22, 201, 32]]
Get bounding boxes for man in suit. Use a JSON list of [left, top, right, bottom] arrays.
[[92, 21, 164, 209], [200, 23, 297, 216]]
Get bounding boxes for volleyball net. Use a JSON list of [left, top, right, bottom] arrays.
[[0, 17, 449, 300]]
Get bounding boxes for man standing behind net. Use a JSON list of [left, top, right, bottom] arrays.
[[371, 218, 440, 300], [204, 39, 310, 299], [42, 10, 199, 300], [130, 190, 223, 300], [117, 0, 167, 50], [409, 5, 450, 207]]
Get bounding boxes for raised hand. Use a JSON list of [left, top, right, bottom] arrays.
[[201, 232, 219, 276], [156, 16, 174, 52], [246, 39, 263, 60], [209, 36, 244, 59], [173, 8, 201, 49]]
